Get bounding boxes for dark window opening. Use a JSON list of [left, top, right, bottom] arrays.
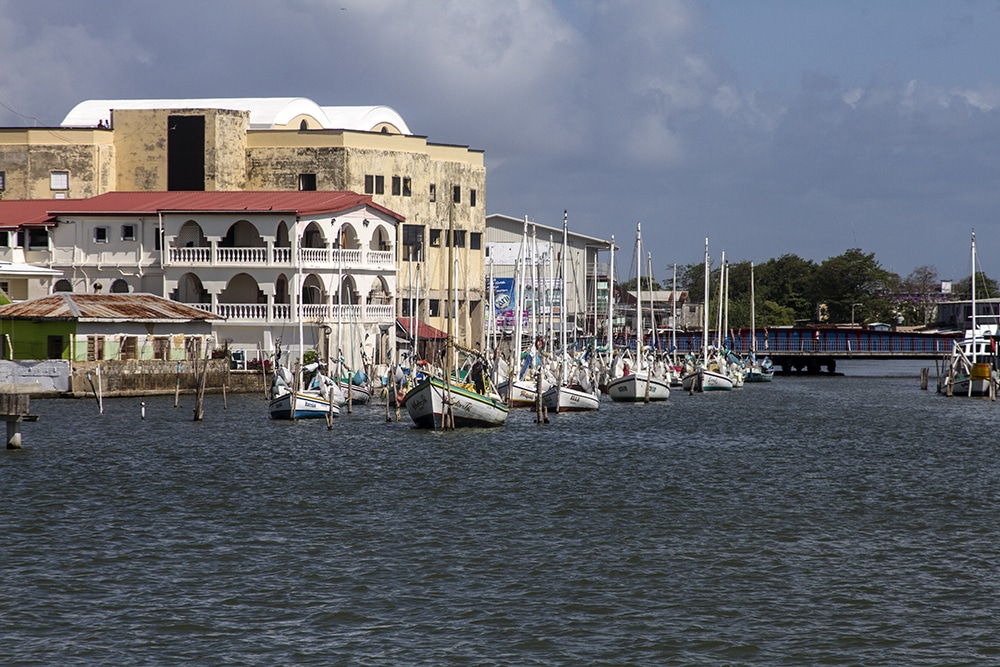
[[298, 174, 317, 191], [364, 175, 374, 194], [429, 299, 440, 317], [299, 119, 308, 130], [429, 183, 436, 202], [402, 224, 424, 260], [47, 335, 64, 359], [470, 189, 477, 207], [453, 185, 461, 204], [391, 176, 401, 195], [429, 229, 442, 247], [167, 115, 206, 191], [375, 175, 385, 195], [0, 171, 5, 191], [403, 177, 412, 197], [121, 224, 136, 241], [453, 230, 466, 248], [470, 232, 482, 250]]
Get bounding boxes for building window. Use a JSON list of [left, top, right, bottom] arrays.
[[94, 226, 109, 244], [452, 230, 466, 248], [154, 226, 162, 251], [429, 299, 440, 317], [364, 175, 374, 194], [26, 228, 49, 249], [429, 183, 436, 202], [403, 177, 412, 197], [375, 175, 385, 195], [298, 173, 317, 191], [453, 185, 461, 204], [391, 176, 401, 195], [0, 171, 5, 191], [48, 335, 64, 359], [0, 281, 9, 295], [470, 189, 477, 207], [50, 170, 69, 191], [0, 232, 7, 248], [121, 224, 137, 241], [429, 229, 442, 247], [402, 224, 424, 260], [470, 232, 482, 250]]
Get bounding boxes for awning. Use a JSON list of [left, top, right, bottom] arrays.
[[396, 317, 448, 340]]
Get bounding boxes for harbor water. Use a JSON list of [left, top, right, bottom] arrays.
[[3, 361, 999, 665]]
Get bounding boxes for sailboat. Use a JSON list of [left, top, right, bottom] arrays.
[[405, 201, 509, 428], [269, 260, 341, 419], [681, 238, 735, 392], [943, 231, 998, 397], [542, 211, 601, 412], [607, 222, 670, 402], [744, 261, 774, 383]]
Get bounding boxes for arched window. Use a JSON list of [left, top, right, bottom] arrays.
[[110, 278, 130, 293], [53, 279, 73, 293]]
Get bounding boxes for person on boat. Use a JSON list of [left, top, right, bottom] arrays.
[[471, 357, 486, 394]]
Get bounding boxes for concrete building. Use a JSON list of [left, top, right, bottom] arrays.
[[484, 213, 613, 345], [0, 191, 402, 370], [0, 97, 486, 349]]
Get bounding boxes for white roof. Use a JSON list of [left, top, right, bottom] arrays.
[[0, 261, 62, 278], [61, 97, 411, 134]]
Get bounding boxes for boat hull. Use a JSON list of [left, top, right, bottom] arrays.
[[541, 384, 601, 412], [606, 373, 670, 402], [269, 391, 340, 420], [681, 369, 736, 392], [405, 377, 509, 428], [497, 378, 546, 408]]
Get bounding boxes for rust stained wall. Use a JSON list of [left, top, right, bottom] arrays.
[[113, 108, 249, 191], [0, 129, 114, 199], [246, 145, 347, 190]]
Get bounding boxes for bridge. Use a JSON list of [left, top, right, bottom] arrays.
[[656, 327, 960, 374]]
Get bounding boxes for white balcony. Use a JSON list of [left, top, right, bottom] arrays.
[[167, 245, 392, 270], [189, 302, 394, 323]]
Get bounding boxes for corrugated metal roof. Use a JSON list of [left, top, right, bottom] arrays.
[[396, 317, 449, 340], [0, 293, 220, 322], [42, 190, 405, 222], [0, 200, 64, 230]]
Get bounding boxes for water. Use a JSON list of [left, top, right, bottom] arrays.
[[3, 365, 999, 665]]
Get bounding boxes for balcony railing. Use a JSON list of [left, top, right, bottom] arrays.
[[167, 245, 390, 269], [186, 302, 394, 323]]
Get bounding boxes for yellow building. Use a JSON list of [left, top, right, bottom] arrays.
[[0, 97, 485, 348]]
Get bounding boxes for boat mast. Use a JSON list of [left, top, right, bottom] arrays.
[[607, 235, 615, 352], [671, 263, 678, 365], [561, 211, 569, 358], [972, 230, 977, 363], [750, 261, 756, 355], [702, 238, 709, 360], [635, 222, 643, 371]]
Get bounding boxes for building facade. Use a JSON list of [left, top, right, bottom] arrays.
[[0, 191, 402, 370], [0, 97, 486, 349], [484, 213, 613, 345]]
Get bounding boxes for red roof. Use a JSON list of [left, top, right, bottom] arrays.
[[396, 317, 449, 340], [0, 190, 405, 227], [0, 200, 67, 229]]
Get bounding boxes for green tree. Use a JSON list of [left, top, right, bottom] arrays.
[[808, 249, 897, 324], [951, 272, 999, 301]]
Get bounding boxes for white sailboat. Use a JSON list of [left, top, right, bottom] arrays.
[[269, 249, 341, 420], [542, 211, 601, 412], [744, 261, 774, 383], [607, 222, 670, 402], [682, 238, 735, 392], [944, 231, 998, 397]]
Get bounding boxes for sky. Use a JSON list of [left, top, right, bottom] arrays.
[[2, 0, 1000, 282]]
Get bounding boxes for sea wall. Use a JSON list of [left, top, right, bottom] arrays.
[[0, 359, 268, 397]]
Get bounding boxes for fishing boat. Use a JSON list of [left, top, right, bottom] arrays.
[[404, 373, 509, 428], [269, 359, 340, 420], [540, 211, 601, 413], [404, 200, 510, 429], [744, 261, 774, 383], [943, 231, 998, 397], [607, 222, 670, 402], [681, 238, 734, 392]]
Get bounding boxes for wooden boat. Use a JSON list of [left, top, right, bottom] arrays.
[[269, 361, 340, 420], [943, 232, 998, 398], [681, 238, 734, 392], [404, 375, 508, 428]]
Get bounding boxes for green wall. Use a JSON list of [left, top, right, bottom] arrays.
[[0, 320, 76, 360]]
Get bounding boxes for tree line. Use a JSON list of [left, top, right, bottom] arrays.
[[622, 248, 997, 329]]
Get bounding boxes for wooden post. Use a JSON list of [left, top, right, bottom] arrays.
[[222, 384, 228, 409], [193, 357, 208, 421], [920, 367, 929, 390], [174, 360, 182, 407]]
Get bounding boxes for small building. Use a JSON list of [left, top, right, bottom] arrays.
[[0, 292, 217, 361]]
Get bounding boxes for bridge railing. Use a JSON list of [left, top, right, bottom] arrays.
[[641, 328, 957, 355]]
